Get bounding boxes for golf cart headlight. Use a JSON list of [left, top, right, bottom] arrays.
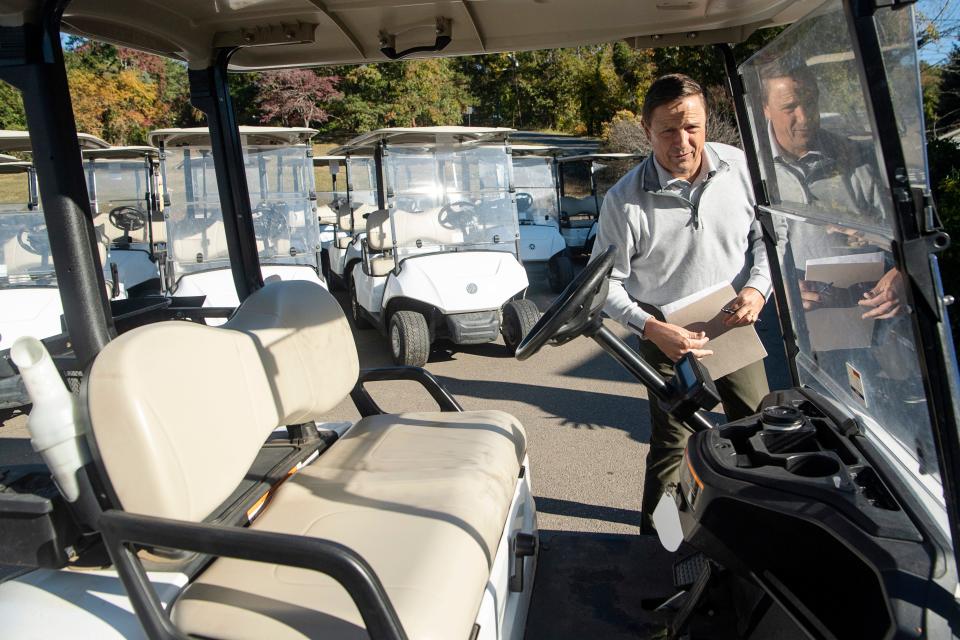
[[679, 449, 703, 511]]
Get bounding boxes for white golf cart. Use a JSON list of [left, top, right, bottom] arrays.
[[313, 151, 380, 291], [510, 145, 574, 292], [313, 154, 347, 271], [338, 127, 540, 365], [557, 152, 643, 257], [149, 126, 325, 317], [2, 2, 960, 640], [83, 145, 165, 296]]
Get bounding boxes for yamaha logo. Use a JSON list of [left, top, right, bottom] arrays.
[[466, 283, 478, 294], [529, 243, 536, 250]]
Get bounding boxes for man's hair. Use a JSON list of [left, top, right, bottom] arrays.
[[641, 74, 706, 124], [757, 59, 818, 104]]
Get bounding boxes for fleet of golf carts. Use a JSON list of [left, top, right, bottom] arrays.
[[557, 153, 643, 256], [510, 145, 575, 292], [0, 1, 958, 640], [333, 127, 540, 365], [148, 126, 325, 315]]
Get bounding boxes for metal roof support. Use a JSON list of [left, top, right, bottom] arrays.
[[188, 49, 264, 300], [0, 2, 115, 370]]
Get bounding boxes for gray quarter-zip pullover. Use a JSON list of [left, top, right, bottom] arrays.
[[594, 142, 771, 336]]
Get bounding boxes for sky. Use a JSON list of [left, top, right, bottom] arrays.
[[919, 0, 959, 65]]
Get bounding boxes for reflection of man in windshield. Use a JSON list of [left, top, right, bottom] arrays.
[[761, 63, 904, 320]]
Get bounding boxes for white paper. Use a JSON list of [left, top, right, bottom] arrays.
[[659, 281, 729, 318], [653, 492, 684, 552]]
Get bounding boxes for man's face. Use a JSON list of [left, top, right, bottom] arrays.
[[642, 95, 706, 182], [763, 76, 820, 159]]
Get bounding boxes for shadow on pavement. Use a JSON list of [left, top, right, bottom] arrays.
[[534, 496, 641, 528]]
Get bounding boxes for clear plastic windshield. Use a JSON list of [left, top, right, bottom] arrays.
[[163, 144, 320, 277], [315, 159, 346, 225], [0, 170, 53, 285], [741, 0, 938, 480], [86, 158, 153, 244], [559, 159, 598, 225], [385, 145, 518, 256], [512, 156, 559, 226]]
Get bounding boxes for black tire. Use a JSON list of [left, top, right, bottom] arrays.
[[547, 252, 575, 293], [349, 277, 371, 329], [389, 310, 430, 367], [320, 250, 332, 288], [502, 298, 541, 354]]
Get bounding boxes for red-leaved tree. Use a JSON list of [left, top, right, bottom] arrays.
[[256, 69, 342, 128]]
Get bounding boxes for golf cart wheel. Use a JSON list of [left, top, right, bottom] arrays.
[[390, 310, 430, 367], [349, 278, 371, 329], [547, 252, 575, 293], [502, 299, 541, 354]]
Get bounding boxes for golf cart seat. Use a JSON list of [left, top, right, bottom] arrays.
[[559, 195, 596, 217], [171, 219, 229, 263], [86, 279, 528, 639], [335, 204, 376, 249], [367, 207, 464, 253]]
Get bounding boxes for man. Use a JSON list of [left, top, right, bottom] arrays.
[[593, 74, 771, 533], [760, 63, 903, 320]]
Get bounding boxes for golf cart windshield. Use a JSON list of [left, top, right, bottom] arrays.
[[164, 144, 319, 276], [0, 165, 53, 286], [386, 144, 518, 254], [314, 157, 345, 224], [512, 156, 559, 225], [348, 156, 378, 210], [740, 1, 941, 483], [86, 157, 153, 245]]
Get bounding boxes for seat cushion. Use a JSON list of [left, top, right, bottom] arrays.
[[369, 256, 394, 276], [172, 409, 526, 640]]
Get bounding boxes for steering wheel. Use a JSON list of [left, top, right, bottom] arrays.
[[515, 244, 616, 360], [437, 201, 477, 229], [252, 202, 290, 240], [108, 205, 147, 232], [17, 222, 51, 256], [515, 192, 533, 213]]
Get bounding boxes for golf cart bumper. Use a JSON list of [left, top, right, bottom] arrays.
[[446, 310, 500, 344]]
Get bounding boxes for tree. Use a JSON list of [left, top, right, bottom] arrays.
[[935, 45, 960, 134], [256, 69, 342, 128], [0, 81, 26, 130]]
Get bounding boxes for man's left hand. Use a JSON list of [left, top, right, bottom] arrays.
[[858, 268, 906, 319], [723, 287, 765, 327]]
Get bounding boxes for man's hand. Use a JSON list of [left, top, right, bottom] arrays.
[[722, 286, 765, 327], [644, 318, 714, 362], [798, 280, 825, 310], [858, 268, 905, 319]]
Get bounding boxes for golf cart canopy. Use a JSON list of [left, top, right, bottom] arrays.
[[80, 145, 158, 161], [148, 126, 316, 148], [0, 129, 109, 152], [8, 0, 815, 69], [335, 127, 515, 154]]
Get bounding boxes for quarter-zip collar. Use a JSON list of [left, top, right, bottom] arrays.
[[638, 143, 727, 229]]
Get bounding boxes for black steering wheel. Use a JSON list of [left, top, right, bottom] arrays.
[[437, 201, 477, 229], [108, 205, 147, 232], [515, 245, 616, 360], [515, 192, 534, 213], [17, 222, 51, 256], [252, 202, 290, 240]]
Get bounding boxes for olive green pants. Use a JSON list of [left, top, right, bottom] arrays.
[[636, 338, 769, 533]]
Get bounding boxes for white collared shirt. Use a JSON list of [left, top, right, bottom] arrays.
[[652, 150, 714, 204]]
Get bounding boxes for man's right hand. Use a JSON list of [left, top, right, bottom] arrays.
[[643, 318, 714, 362]]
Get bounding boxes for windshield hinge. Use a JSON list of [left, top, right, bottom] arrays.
[[902, 232, 950, 322]]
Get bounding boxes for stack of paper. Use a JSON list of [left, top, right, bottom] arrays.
[[660, 282, 767, 381], [804, 252, 885, 352]]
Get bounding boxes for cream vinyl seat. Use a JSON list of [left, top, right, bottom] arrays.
[[86, 279, 526, 639]]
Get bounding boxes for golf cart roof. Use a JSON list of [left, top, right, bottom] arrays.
[[28, 0, 816, 70], [147, 126, 318, 148], [0, 129, 110, 152], [0, 160, 32, 174], [558, 152, 645, 163], [333, 127, 515, 155], [510, 144, 561, 156], [312, 155, 345, 164], [0, 153, 19, 162], [81, 145, 159, 161]]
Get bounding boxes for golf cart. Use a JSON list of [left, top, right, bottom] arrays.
[[314, 151, 380, 290], [510, 145, 574, 292], [336, 127, 539, 365], [557, 152, 643, 256], [83, 145, 165, 297], [148, 126, 325, 316], [0, 1, 958, 640], [313, 154, 347, 271]]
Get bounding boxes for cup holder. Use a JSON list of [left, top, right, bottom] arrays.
[[785, 454, 841, 478]]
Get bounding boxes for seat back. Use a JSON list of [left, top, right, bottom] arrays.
[[86, 280, 359, 521], [367, 208, 465, 252]]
